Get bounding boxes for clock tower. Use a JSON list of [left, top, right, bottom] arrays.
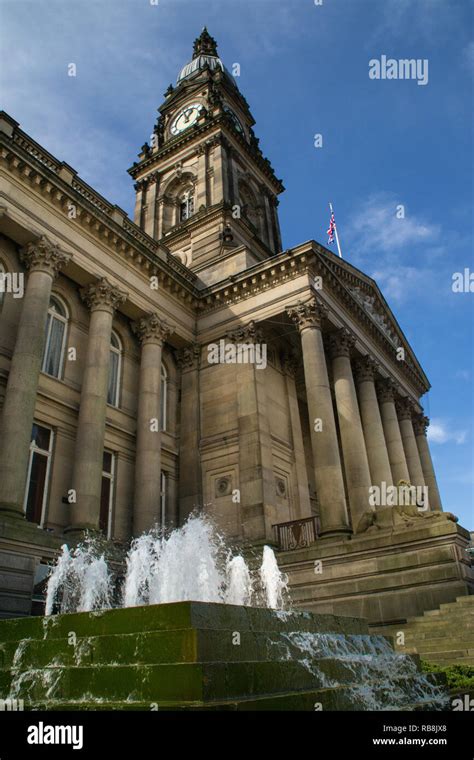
[[129, 28, 284, 284]]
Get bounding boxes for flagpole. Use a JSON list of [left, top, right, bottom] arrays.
[[329, 202, 343, 259]]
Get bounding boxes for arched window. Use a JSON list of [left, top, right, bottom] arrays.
[[179, 189, 194, 222], [107, 330, 122, 407], [239, 181, 259, 231], [41, 295, 68, 379], [160, 362, 167, 431]]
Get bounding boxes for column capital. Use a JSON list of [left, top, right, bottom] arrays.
[[353, 355, 380, 383], [395, 396, 417, 421], [176, 343, 201, 370], [376, 376, 398, 403], [287, 298, 328, 332], [329, 327, 356, 359], [282, 350, 298, 378], [20, 235, 71, 279], [413, 414, 430, 436], [227, 319, 264, 344], [80, 277, 127, 314], [132, 312, 173, 346]]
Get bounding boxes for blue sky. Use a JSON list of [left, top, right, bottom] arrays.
[[1, 0, 473, 528]]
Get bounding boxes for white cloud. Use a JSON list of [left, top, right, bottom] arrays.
[[455, 369, 471, 381], [428, 419, 468, 445], [348, 193, 439, 256], [462, 41, 474, 74]]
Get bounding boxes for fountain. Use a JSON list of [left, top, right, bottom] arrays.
[[45, 514, 288, 613], [0, 515, 449, 711]]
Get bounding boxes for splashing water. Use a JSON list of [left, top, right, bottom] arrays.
[[225, 554, 253, 606], [46, 515, 287, 614], [272, 631, 449, 711], [45, 539, 112, 615], [260, 544, 289, 609]]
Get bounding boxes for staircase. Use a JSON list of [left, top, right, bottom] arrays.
[[0, 601, 448, 710], [398, 595, 474, 666]]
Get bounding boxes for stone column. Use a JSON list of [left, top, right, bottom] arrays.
[[66, 278, 127, 534], [329, 330, 374, 532], [377, 378, 410, 484], [177, 344, 203, 522], [396, 398, 426, 487], [0, 236, 70, 517], [354, 356, 393, 489], [132, 313, 172, 536], [282, 353, 312, 519], [287, 300, 350, 537], [232, 322, 277, 541], [413, 415, 443, 511]]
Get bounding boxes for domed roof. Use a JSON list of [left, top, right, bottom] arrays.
[[177, 54, 224, 83], [176, 27, 227, 84]]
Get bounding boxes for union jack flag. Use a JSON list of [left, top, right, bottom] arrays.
[[327, 211, 336, 245]]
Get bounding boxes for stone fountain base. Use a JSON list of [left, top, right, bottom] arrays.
[[0, 601, 448, 711]]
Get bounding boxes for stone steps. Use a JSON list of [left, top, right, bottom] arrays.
[[1, 654, 428, 702], [0, 602, 368, 641], [0, 628, 393, 670], [397, 595, 474, 666]]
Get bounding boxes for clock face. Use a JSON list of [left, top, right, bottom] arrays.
[[224, 107, 245, 137], [170, 103, 203, 136]]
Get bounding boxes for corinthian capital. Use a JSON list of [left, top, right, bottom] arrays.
[[80, 277, 127, 314], [176, 343, 201, 370], [413, 414, 429, 437], [353, 355, 380, 384], [227, 320, 264, 344], [287, 298, 328, 332], [329, 327, 356, 359], [133, 313, 173, 346], [395, 396, 417, 421], [376, 377, 397, 403], [20, 235, 71, 279]]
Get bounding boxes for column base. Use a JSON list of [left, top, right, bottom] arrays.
[[63, 524, 101, 542], [0, 503, 26, 520], [319, 526, 352, 540]]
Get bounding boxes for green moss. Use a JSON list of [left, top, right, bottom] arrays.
[[421, 660, 474, 693]]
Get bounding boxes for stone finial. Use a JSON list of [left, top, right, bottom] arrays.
[[353, 355, 380, 384], [287, 298, 328, 332], [132, 313, 173, 346], [20, 235, 71, 279], [193, 27, 218, 58], [80, 277, 127, 314], [329, 327, 356, 359], [413, 414, 430, 437]]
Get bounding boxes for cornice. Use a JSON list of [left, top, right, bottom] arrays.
[[128, 114, 284, 193], [0, 114, 429, 397], [0, 124, 198, 307], [198, 245, 429, 396]]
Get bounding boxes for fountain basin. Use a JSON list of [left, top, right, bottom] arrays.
[[0, 601, 449, 711]]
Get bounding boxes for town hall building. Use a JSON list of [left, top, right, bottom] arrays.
[[0, 30, 472, 630]]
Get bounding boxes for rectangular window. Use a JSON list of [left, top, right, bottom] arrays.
[[100, 450, 115, 538], [24, 424, 53, 526]]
